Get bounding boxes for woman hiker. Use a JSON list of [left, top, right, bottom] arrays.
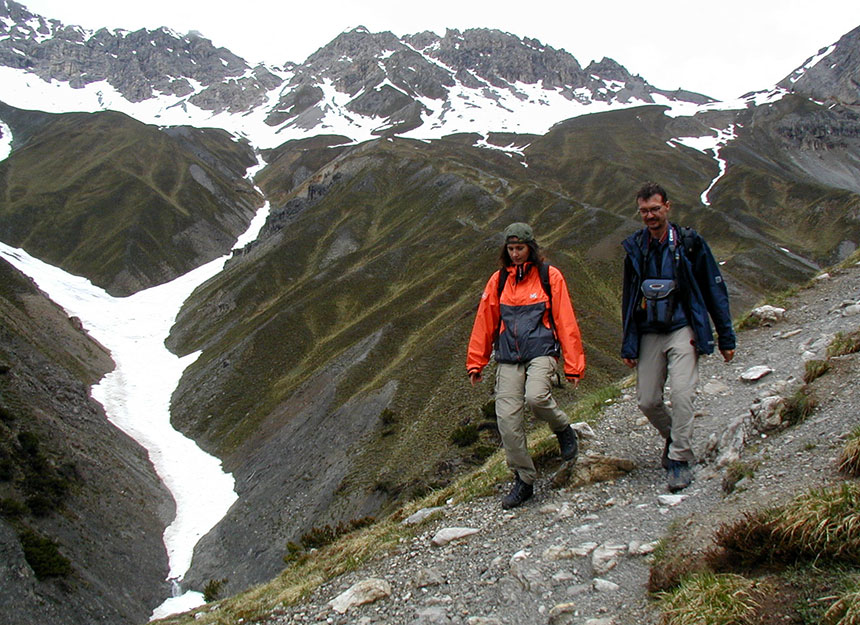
[[466, 222, 586, 509]]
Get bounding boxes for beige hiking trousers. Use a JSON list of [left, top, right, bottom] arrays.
[[636, 326, 699, 463], [495, 355, 570, 485]]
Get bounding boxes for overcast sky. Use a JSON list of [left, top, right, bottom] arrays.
[[19, 0, 860, 101]]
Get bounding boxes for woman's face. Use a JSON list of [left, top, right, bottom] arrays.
[[506, 241, 530, 265]]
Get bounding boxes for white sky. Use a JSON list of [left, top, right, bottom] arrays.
[[17, 0, 860, 101]]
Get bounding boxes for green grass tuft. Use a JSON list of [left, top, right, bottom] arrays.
[[827, 330, 860, 358], [780, 386, 817, 426], [658, 572, 763, 625], [838, 426, 860, 477], [803, 359, 831, 384]]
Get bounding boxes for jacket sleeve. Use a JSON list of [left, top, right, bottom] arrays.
[[466, 272, 502, 376], [693, 236, 736, 351], [548, 266, 585, 380], [620, 254, 640, 359]]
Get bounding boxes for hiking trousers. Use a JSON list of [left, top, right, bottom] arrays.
[[636, 326, 698, 463], [495, 355, 570, 485]]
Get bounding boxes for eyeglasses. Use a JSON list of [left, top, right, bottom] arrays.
[[637, 206, 666, 216]]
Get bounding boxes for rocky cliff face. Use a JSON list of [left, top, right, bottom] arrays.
[[0, 258, 173, 625], [778, 24, 860, 106]]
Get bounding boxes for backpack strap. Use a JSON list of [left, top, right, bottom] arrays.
[[678, 226, 699, 257], [497, 263, 553, 301]]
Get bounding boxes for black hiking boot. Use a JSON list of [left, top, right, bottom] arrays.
[[555, 425, 578, 462], [661, 436, 672, 470], [666, 459, 692, 492], [501, 473, 533, 509]]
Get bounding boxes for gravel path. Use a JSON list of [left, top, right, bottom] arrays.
[[263, 263, 860, 625]]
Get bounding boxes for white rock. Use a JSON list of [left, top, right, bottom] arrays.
[[510, 549, 529, 562], [414, 567, 444, 587], [658, 494, 687, 506], [329, 578, 392, 614], [571, 421, 596, 439], [702, 379, 730, 395], [431, 527, 479, 546], [585, 619, 615, 625], [572, 541, 598, 557], [403, 506, 445, 525], [593, 578, 620, 592], [631, 540, 659, 555], [750, 395, 784, 432], [551, 569, 578, 583], [591, 543, 626, 575], [778, 328, 803, 339], [843, 304, 860, 317], [548, 602, 577, 624], [751, 305, 786, 322], [740, 365, 773, 382], [813, 272, 831, 281], [543, 545, 576, 561]]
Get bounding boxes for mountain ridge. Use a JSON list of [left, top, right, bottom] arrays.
[[2, 2, 860, 622]]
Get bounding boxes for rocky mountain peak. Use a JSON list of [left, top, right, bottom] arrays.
[[778, 24, 860, 106], [0, 3, 716, 142]]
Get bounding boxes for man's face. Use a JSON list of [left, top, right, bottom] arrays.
[[637, 194, 670, 237]]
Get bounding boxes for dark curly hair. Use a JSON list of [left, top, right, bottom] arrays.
[[636, 182, 669, 203]]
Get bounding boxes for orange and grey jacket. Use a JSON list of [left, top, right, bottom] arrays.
[[466, 262, 585, 381]]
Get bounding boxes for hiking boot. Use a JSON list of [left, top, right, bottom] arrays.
[[666, 459, 692, 492], [661, 437, 672, 470], [501, 474, 534, 509], [555, 425, 578, 462]]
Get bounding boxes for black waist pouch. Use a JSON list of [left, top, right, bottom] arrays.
[[640, 279, 677, 330]]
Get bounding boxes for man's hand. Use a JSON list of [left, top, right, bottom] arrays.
[[721, 349, 735, 363], [622, 358, 637, 368], [469, 371, 482, 386]]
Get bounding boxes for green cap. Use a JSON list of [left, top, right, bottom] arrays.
[[504, 222, 534, 243]]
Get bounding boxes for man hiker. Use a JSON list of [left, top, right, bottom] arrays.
[[620, 182, 736, 492], [467, 222, 585, 509]]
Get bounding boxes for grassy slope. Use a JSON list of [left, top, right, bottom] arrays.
[[0, 106, 262, 295]]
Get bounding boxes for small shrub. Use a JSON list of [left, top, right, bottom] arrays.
[[203, 578, 228, 602], [827, 330, 860, 358], [300, 517, 375, 551], [722, 461, 756, 494], [0, 403, 14, 423], [0, 497, 27, 518], [283, 541, 306, 565], [803, 359, 831, 384], [780, 386, 817, 426], [0, 458, 13, 481], [17, 431, 40, 456], [25, 495, 54, 517], [838, 426, 860, 477], [450, 424, 479, 447], [481, 400, 496, 421], [19, 529, 72, 579], [658, 571, 762, 625], [736, 313, 762, 331]]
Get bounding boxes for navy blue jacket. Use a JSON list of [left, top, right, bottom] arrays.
[[621, 224, 736, 358]]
